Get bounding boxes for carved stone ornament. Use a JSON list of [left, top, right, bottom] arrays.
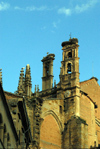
[[64, 90, 70, 98]]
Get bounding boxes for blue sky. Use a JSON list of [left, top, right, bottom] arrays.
[[0, 0, 100, 93]]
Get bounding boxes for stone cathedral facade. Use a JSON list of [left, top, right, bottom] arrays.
[[0, 38, 100, 149]]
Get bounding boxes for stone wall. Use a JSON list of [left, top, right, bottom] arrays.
[[62, 116, 88, 149], [80, 93, 97, 147], [40, 115, 61, 149], [80, 78, 100, 146]]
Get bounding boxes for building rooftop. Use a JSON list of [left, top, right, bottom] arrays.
[[61, 38, 78, 47]]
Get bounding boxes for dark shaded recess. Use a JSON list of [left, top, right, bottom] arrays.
[[62, 38, 78, 47]]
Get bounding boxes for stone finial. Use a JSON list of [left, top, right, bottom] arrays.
[[47, 52, 49, 55], [37, 85, 39, 92], [26, 64, 30, 69], [0, 69, 2, 86]]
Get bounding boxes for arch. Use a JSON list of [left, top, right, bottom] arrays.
[[40, 113, 62, 149], [68, 52, 72, 58], [42, 110, 63, 133]]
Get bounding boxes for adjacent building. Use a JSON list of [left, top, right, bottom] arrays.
[[0, 83, 32, 149]]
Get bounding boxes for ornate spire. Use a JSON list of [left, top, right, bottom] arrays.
[[25, 64, 32, 97], [37, 85, 39, 92], [18, 67, 25, 95], [34, 85, 39, 97], [0, 69, 2, 86]]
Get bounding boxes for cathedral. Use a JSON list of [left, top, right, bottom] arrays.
[[0, 37, 100, 149]]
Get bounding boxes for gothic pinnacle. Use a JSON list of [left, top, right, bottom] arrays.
[[18, 67, 25, 95]]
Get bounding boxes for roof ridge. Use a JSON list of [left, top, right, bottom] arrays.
[[80, 77, 98, 84], [4, 91, 22, 98]]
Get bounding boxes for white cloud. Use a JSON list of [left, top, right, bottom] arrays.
[[58, 7, 72, 16], [75, 4, 89, 13], [26, 6, 47, 11], [75, 0, 98, 13], [53, 22, 57, 28], [58, 0, 98, 16], [51, 30, 55, 33], [41, 26, 47, 30], [26, 6, 36, 11], [14, 6, 23, 10], [52, 20, 60, 28], [89, 0, 98, 6], [0, 2, 10, 11], [0, 2, 54, 12], [37, 6, 47, 11], [14, 5, 48, 12]]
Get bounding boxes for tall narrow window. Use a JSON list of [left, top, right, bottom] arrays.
[[67, 63, 71, 73], [45, 63, 49, 76], [94, 141, 96, 147], [59, 106, 62, 114], [68, 52, 72, 58]]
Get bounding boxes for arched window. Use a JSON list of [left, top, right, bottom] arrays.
[[67, 63, 71, 73], [68, 52, 72, 58]]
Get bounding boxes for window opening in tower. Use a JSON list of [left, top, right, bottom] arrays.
[[67, 63, 71, 73], [45, 63, 49, 76], [68, 52, 72, 58]]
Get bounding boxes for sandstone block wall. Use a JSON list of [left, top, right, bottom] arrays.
[[80, 78, 100, 146], [62, 116, 88, 149]]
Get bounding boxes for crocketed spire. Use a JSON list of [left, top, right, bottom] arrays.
[[17, 67, 25, 95]]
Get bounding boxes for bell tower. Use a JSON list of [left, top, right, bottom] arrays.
[[60, 38, 88, 149], [41, 53, 55, 91], [60, 38, 79, 85], [60, 38, 80, 117]]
